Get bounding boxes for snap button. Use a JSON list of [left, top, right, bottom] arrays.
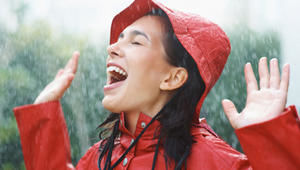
[[123, 157, 128, 166], [130, 139, 134, 145], [141, 122, 146, 128]]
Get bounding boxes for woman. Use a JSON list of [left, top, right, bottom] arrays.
[[13, 0, 300, 169]]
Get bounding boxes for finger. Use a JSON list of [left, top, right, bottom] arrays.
[[269, 58, 280, 89], [244, 62, 258, 93], [55, 69, 64, 79], [258, 57, 270, 89], [222, 99, 239, 128], [64, 51, 80, 74], [280, 63, 290, 92]]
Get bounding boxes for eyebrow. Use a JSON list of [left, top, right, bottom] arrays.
[[119, 30, 150, 41]]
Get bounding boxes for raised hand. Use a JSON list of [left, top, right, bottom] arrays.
[[222, 57, 290, 129], [34, 51, 80, 104]]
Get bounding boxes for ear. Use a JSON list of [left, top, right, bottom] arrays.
[[160, 67, 188, 91]]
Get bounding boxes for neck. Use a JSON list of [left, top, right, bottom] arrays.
[[124, 111, 140, 134], [123, 91, 174, 135], [124, 106, 162, 135]]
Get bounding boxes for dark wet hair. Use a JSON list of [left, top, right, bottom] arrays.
[[98, 9, 205, 170]]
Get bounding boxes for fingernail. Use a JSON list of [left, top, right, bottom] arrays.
[[222, 99, 229, 103], [284, 63, 290, 70], [260, 57, 267, 61], [73, 51, 80, 56], [271, 58, 277, 62]]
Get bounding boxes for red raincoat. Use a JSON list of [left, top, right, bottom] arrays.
[[13, 0, 300, 169]]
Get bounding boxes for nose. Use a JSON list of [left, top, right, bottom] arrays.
[[107, 42, 122, 58]]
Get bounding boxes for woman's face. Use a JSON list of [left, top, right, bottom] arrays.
[[102, 15, 174, 114]]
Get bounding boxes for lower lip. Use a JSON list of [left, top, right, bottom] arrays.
[[103, 80, 125, 92]]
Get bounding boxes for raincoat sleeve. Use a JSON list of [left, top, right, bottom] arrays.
[[235, 105, 300, 170], [13, 100, 74, 170]]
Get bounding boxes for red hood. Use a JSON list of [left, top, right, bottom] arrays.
[[110, 0, 231, 121]]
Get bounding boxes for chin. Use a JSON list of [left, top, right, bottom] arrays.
[[102, 96, 122, 113]]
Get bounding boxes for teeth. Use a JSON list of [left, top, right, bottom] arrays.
[[107, 66, 127, 76]]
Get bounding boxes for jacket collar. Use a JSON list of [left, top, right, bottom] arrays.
[[118, 112, 161, 154], [117, 112, 217, 154]]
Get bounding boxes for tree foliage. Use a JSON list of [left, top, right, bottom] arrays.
[[0, 20, 110, 169]]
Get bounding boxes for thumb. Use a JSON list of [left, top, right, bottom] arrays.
[[222, 99, 239, 128]]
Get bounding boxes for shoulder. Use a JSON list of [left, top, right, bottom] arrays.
[[84, 140, 103, 154], [76, 141, 103, 170], [186, 119, 249, 170]]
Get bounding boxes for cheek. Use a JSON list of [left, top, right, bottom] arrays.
[[129, 55, 165, 86], [126, 57, 170, 104], [130, 48, 169, 75]]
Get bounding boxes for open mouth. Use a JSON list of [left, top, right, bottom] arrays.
[[107, 64, 128, 85]]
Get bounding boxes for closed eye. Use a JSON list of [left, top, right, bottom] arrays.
[[132, 41, 142, 45]]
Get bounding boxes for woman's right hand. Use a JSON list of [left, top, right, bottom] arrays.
[[34, 51, 80, 104]]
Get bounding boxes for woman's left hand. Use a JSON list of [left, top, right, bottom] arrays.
[[222, 57, 290, 129]]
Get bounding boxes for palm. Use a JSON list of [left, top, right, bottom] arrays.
[[238, 88, 286, 128], [34, 51, 79, 104], [222, 57, 290, 129]]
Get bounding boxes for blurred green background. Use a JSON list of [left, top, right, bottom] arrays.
[[0, 1, 284, 170]]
